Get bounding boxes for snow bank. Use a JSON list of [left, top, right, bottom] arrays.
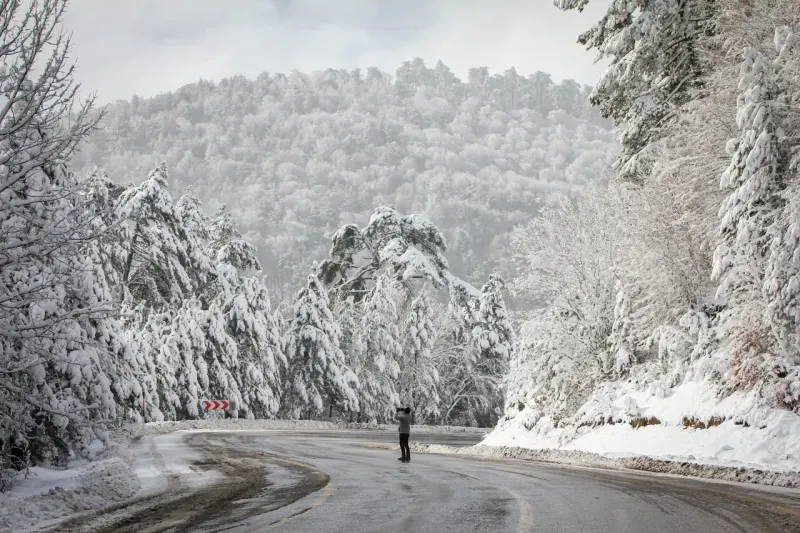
[[0, 456, 140, 533], [482, 379, 800, 486], [115, 418, 488, 438], [0, 432, 209, 532], [409, 442, 800, 488]]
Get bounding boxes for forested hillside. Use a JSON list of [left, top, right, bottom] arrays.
[[73, 63, 616, 301]]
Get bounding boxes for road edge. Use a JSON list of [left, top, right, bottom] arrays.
[[404, 442, 800, 489]]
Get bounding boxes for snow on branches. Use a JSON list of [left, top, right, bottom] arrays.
[[557, 0, 715, 182], [0, 0, 112, 479], [320, 205, 453, 299], [281, 271, 357, 419]]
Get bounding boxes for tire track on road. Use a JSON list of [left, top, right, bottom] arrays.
[[46, 432, 329, 533]]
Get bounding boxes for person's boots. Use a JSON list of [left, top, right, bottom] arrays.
[[398, 456, 406, 461]]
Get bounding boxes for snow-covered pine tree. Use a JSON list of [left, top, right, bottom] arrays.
[[473, 275, 514, 371], [329, 292, 363, 420], [713, 42, 790, 394], [556, 0, 716, 182], [761, 27, 800, 409], [166, 195, 247, 419], [442, 274, 514, 426], [115, 175, 221, 418], [160, 300, 207, 419], [176, 193, 212, 281], [116, 164, 211, 309], [604, 283, 637, 377], [0, 0, 116, 479], [471, 275, 514, 424], [319, 205, 454, 301], [400, 292, 440, 422], [282, 271, 358, 419], [83, 171, 147, 421], [208, 205, 261, 275], [209, 206, 285, 418], [351, 275, 403, 422]]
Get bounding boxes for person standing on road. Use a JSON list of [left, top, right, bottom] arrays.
[[395, 407, 412, 463]]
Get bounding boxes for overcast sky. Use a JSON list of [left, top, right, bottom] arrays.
[[64, 0, 608, 103]]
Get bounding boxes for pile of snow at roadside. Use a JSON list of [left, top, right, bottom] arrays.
[[0, 455, 139, 533], [410, 441, 800, 487], [114, 418, 488, 439], [469, 379, 800, 487]]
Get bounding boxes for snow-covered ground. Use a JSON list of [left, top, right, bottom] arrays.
[[0, 452, 140, 533], [481, 380, 800, 481]]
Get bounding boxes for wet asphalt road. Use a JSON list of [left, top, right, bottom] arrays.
[[202, 430, 800, 533], [45, 429, 800, 533]]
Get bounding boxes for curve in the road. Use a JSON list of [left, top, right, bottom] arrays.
[[43, 429, 800, 533]]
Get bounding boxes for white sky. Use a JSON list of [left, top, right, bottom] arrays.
[[63, 0, 609, 103]]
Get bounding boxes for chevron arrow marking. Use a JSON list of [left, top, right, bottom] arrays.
[[201, 400, 230, 411]]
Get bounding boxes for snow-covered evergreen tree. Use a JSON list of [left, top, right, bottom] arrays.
[[116, 164, 211, 308], [282, 272, 358, 419], [473, 275, 514, 372], [452, 275, 514, 426], [320, 205, 460, 300], [350, 275, 403, 422], [763, 28, 800, 373], [82, 171, 146, 420], [209, 206, 285, 418], [712, 42, 791, 396], [556, 0, 715, 181], [399, 292, 440, 422]]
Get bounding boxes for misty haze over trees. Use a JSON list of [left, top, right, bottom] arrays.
[[3, 0, 800, 494]]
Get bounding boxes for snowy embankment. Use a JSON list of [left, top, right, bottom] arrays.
[[425, 381, 800, 488], [0, 419, 483, 532], [0, 431, 220, 533]]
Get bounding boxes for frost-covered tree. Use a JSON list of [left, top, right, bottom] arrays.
[[208, 205, 261, 275], [763, 28, 800, 365], [104, 173, 285, 423], [0, 0, 115, 479], [282, 272, 358, 419], [159, 301, 207, 419], [472, 275, 514, 371], [82, 172, 145, 420], [429, 301, 489, 427], [502, 187, 623, 423], [714, 46, 785, 300]]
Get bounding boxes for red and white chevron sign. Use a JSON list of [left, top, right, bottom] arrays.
[[202, 400, 230, 411]]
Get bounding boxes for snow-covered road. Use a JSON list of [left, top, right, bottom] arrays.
[[43, 430, 800, 533]]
